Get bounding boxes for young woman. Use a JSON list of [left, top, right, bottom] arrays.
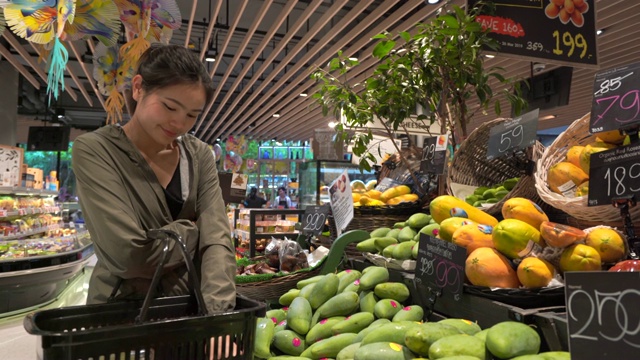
[[72, 44, 236, 314], [271, 186, 293, 209]]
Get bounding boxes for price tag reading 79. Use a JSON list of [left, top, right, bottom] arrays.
[[590, 62, 640, 133], [587, 143, 640, 206], [301, 204, 330, 236], [487, 109, 539, 160]]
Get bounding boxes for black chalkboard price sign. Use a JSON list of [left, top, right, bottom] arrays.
[[468, 0, 597, 67], [565, 271, 640, 359], [590, 62, 640, 134], [487, 109, 539, 160], [301, 204, 330, 236], [414, 234, 467, 302], [420, 135, 448, 175], [587, 143, 640, 206]]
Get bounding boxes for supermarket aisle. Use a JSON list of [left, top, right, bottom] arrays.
[[0, 255, 95, 359]]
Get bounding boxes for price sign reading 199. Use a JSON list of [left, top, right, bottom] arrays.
[[552, 31, 588, 59], [588, 144, 640, 206]]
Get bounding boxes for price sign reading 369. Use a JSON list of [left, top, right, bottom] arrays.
[[587, 143, 640, 206]]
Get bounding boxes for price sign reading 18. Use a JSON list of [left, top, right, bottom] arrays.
[[587, 143, 640, 206], [590, 62, 640, 133], [565, 272, 640, 359], [487, 109, 539, 160], [302, 204, 330, 236]]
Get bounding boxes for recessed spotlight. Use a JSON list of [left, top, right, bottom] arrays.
[[596, 29, 605, 36], [299, 93, 308, 97], [348, 57, 358, 61], [485, 54, 495, 59], [272, 113, 280, 118], [205, 57, 215, 62], [540, 115, 557, 120], [427, 0, 442, 4], [328, 121, 336, 128]]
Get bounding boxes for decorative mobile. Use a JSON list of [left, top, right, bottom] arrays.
[[93, 42, 134, 124]]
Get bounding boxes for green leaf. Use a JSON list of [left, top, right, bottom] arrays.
[[494, 100, 501, 116], [373, 40, 396, 58], [400, 31, 411, 43], [441, 15, 460, 29]]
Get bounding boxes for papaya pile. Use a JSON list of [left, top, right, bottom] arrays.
[[254, 268, 570, 359], [465, 177, 519, 207], [355, 213, 436, 262], [547, 128, 632, 197], [426, 195, 629, 289], [352, 184, 419, 207]]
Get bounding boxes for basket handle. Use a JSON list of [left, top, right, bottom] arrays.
[[135, 229, 208, 323]]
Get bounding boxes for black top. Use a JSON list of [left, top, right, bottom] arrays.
[[244, 196, 267, 208], [163, 165, 184, 219]]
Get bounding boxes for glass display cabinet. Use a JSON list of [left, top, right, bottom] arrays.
[[298, 160, 376, 209]]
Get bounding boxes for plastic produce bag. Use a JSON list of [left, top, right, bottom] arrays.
[[278, 238, 309, 273]]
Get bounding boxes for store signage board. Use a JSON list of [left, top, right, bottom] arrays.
[[564, 271, 640, 359], [420, 135, 449, 175], [218, 172, 247, 205], [329, 169, 354, 237], [487, 109, 539, 160], [414, 234, 467, 302], [587, 143, 640, 206], [302, 204, 331, 236], [468, 0, 597, 67], [590, 62, 640, 133]]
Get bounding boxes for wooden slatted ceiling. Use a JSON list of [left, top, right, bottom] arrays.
[[4, 0, 640, 142]]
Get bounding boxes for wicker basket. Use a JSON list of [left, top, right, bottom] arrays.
[[535, 112, 640, 223], [328, 202, 423, 239], [235, 263, 323, 302], [447, 117, 551, 218]]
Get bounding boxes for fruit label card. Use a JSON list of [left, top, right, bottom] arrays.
[[590, 62, 640, 133], [587, 143, 640, 206], [0, 145, 24, 188], [329, 169, 353, 237], [487, 109, 539, 160], [302, 204, 330, 236], [468, 0, 598, 67], [375, 177, 402, 192], [415, 234, 467, 303], [420, 135, 448, 175], [564, 271, 640, 359]]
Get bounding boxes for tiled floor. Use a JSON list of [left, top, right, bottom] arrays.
[[0, 256, 95, 360]]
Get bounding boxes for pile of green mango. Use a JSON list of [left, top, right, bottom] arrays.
[[354, 213, 439, 261], [254, 267, 570, 359], [465, 177, 519, 207]]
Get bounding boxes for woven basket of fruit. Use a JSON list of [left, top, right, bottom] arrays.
[[446, 117, 551, 219], [535, 112, 640, 222]]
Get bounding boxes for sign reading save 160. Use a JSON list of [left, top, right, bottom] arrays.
[[468, 0, 597, 66]]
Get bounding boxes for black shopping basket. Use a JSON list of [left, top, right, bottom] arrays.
[[24, 229, 266, 360]]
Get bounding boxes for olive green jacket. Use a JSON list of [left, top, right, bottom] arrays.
[[73, 125, 236, 313]]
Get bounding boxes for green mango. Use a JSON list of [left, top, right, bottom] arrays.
[[404, 322, 464, 356], [474, 186, 489, 196], [428, 334, 487, 360], [397, 227, 418, 242], [405, 213, 432, 230], [370, 227, 392, 238], [485, 321, 540, 359]]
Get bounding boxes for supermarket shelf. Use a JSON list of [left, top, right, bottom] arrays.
[[0, 224, 60, 241], [0, 187, 58, 197], [0, 206, 61, 218]]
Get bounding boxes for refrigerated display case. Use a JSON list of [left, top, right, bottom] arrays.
[[298, 160, 376, 208], [0, 186, 93, 315]]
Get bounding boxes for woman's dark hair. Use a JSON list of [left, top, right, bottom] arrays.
[[249, 187, 257, 199], [278, 187, 287, 194], [125, 44, 214, 115]]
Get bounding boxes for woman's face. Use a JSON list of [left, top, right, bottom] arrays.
[[279, 189, 285, 197], [131, 74, 206, 146]]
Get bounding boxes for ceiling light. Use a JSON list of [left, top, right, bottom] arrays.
[[299, 93, 308, 97], [427, 0, 442, 4], [328, 121, 336, 128], [596, 29, 605, 36], [205, 57, 215, 62], [272, 113, 280, 118], [348, 56, 358, 61], [540, 115, 557, 120], [484, 54, 495, 59]]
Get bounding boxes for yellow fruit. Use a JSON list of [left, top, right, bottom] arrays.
[[359, 196, 371, 205], [452, 224, 495, 255], [579, 142, 616, 174], [501, 197, 549, 230], [595, 129, 626, 145], [517, 257, 555, 288], [560, 244, 602, 272], [585, 228, 626, 263], [565, 146, 584, 168], [351, 180, 367, 192], [380, 185, 411, 203], [465, 247, 521, 288], [429, 195, 498, 227], [365, 189, 382, 200], [365, 180, 377, 191], [492, 219, 543, 259], [352, 193, 362, 203], [386, 193, 419, 205], [547, 162, 589, 195], [439, 217, 477, 242], [575, 181, 589, 197]]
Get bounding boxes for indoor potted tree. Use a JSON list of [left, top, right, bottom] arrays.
[[311, 2, 527, 175]]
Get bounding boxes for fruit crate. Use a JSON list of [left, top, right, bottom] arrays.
[[447, 117, 556, 219]]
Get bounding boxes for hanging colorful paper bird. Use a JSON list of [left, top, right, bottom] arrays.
[[0, 9, 6, 37], [93, 42, 134, 124], [114, 0, 181, 70], [61, 0, 121, 47], [3, 0, 76, 102]]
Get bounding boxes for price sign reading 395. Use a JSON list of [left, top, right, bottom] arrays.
[[587, 143, 640, 206]]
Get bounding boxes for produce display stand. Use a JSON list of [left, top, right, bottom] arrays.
[[234, 208, 303, 258]]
